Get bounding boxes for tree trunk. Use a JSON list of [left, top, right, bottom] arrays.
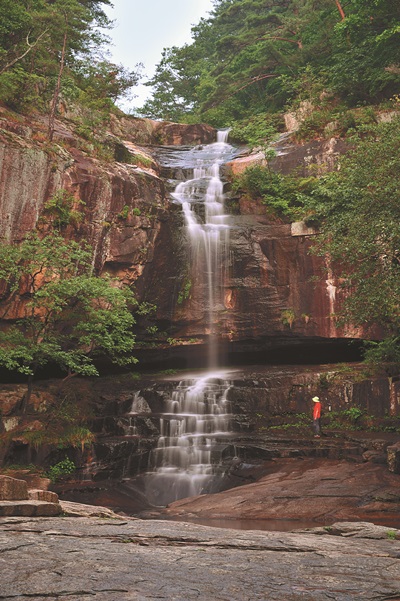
[[335, 0, 346, 20], [48, 28, 68, 141], [18, 374, 33, 415]]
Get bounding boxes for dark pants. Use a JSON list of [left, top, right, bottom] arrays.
[[313, 418, 321, 435]]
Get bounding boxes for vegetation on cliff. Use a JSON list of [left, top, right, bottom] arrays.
[[0, 228, 153, 410], [0, 0, 141, 138], [137, 0, 400, 366], [306, 118, 400, 344], [0, 0, 400, 467], [140, 0, 400, 128]]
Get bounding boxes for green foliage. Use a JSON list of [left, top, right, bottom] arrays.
[[118, 205, 130, 220], [281, 309, 296, 328], [233, 165, 317, 221], [42, 190, 85, 229], [295, 104, 379, 141], [386, 530, 397, 541], [0, 231, 141, 380], [177, 278, 192, 305], [138, 0, 400, 125], [46, 458, 76, 483], [306, 118, 400, 342], [329, 0, 400, 104], [342, 407, 364, 421], [362, 337, 400, 375], [0, 0, 141, 122], [131, 154, 152, 168], [229, 113, 282, 147]]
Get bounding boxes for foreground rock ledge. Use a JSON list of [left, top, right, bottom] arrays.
[[0, 517, 399, 601]]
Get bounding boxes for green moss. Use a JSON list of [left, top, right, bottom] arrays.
[[177, 278, 192, 305]]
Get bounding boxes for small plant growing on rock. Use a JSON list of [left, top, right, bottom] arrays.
[[342, 407, 364, 422], [42, 189, 85, 229], [177, 278, 192, 305], [386, 530, 397, 540], [281, 309, 296, 328], [46, 458, 76, 483], [118, 205, 130, 220]]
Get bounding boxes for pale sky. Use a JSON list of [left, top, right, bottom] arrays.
[[104, 0, 214, 112]]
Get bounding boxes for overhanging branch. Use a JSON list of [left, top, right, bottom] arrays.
[[0, 30, 49, 75]]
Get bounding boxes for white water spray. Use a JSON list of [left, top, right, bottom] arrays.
[[171, 129, 233, 368], [141, 131, 236, 505], [143, 373, 232, 506]]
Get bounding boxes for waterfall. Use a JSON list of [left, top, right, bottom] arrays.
[[141, 131, 237, 506], [143, 375, 232, 506], [171, 129, 233, 368]]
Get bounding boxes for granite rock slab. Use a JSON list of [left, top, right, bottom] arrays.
[[0, 516, 399, 600]]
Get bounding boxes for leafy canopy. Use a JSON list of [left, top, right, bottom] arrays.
[[0, 0, 141, 115], [139, 0, 400, 127], [0, 231, 148, 378]]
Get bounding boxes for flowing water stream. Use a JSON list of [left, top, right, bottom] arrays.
[[140, 132, 238, 506]]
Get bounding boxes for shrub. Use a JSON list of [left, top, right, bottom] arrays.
[[46, 459, 76, 483], [233, 166, 317, 221]]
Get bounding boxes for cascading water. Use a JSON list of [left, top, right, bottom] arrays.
[[142, 375, 232, 506], [141, 131, 238, 506], [171, 129, 233, 368]]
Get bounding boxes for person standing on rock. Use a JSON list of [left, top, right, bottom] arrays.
[[312, 396, 322, 438]]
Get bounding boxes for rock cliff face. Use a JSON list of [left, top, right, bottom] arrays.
[[2, 365, 399, 481], [170, 214, 350, 349], [0, 107, 362, 363]]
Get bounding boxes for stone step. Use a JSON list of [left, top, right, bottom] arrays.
[[0, 500, 62, 517]]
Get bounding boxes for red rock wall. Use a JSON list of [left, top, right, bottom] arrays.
[[0, 112, 365, 354], [170, 213, 358, 345]]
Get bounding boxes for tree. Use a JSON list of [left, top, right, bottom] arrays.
[[139, 0, 400, 125], [329, 0, 400, 102], [0, 1, 141, 121], [307, 117, 400, 341], [0, 231, 147, 412], [44, 0, 112, 140]]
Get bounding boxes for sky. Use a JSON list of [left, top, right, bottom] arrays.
[[104, 0, 214, 112]]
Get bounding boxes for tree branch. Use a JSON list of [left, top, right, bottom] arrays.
[[335, 0, 346, 20], [0, 30, 49, 75], [233, 73, 279, 95]]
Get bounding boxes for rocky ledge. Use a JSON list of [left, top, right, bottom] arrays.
[[161, 457, 400, 527], [0, 516, 399, 600]]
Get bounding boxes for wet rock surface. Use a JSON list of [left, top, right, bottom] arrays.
[[162, 458, 400, 527], [0, 516, 399, 600]]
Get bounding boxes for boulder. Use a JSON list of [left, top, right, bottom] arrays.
[[303, 521, 400, 540], [0, 475, 28, 500], [362, 450, 387, 464], [0, 500, 61, 517], [152, 122, 215, 145], [28, 489, 59, 503], [59, 500, 123, 518]]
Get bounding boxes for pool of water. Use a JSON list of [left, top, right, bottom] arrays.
[[166, 516, 400, 532]]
